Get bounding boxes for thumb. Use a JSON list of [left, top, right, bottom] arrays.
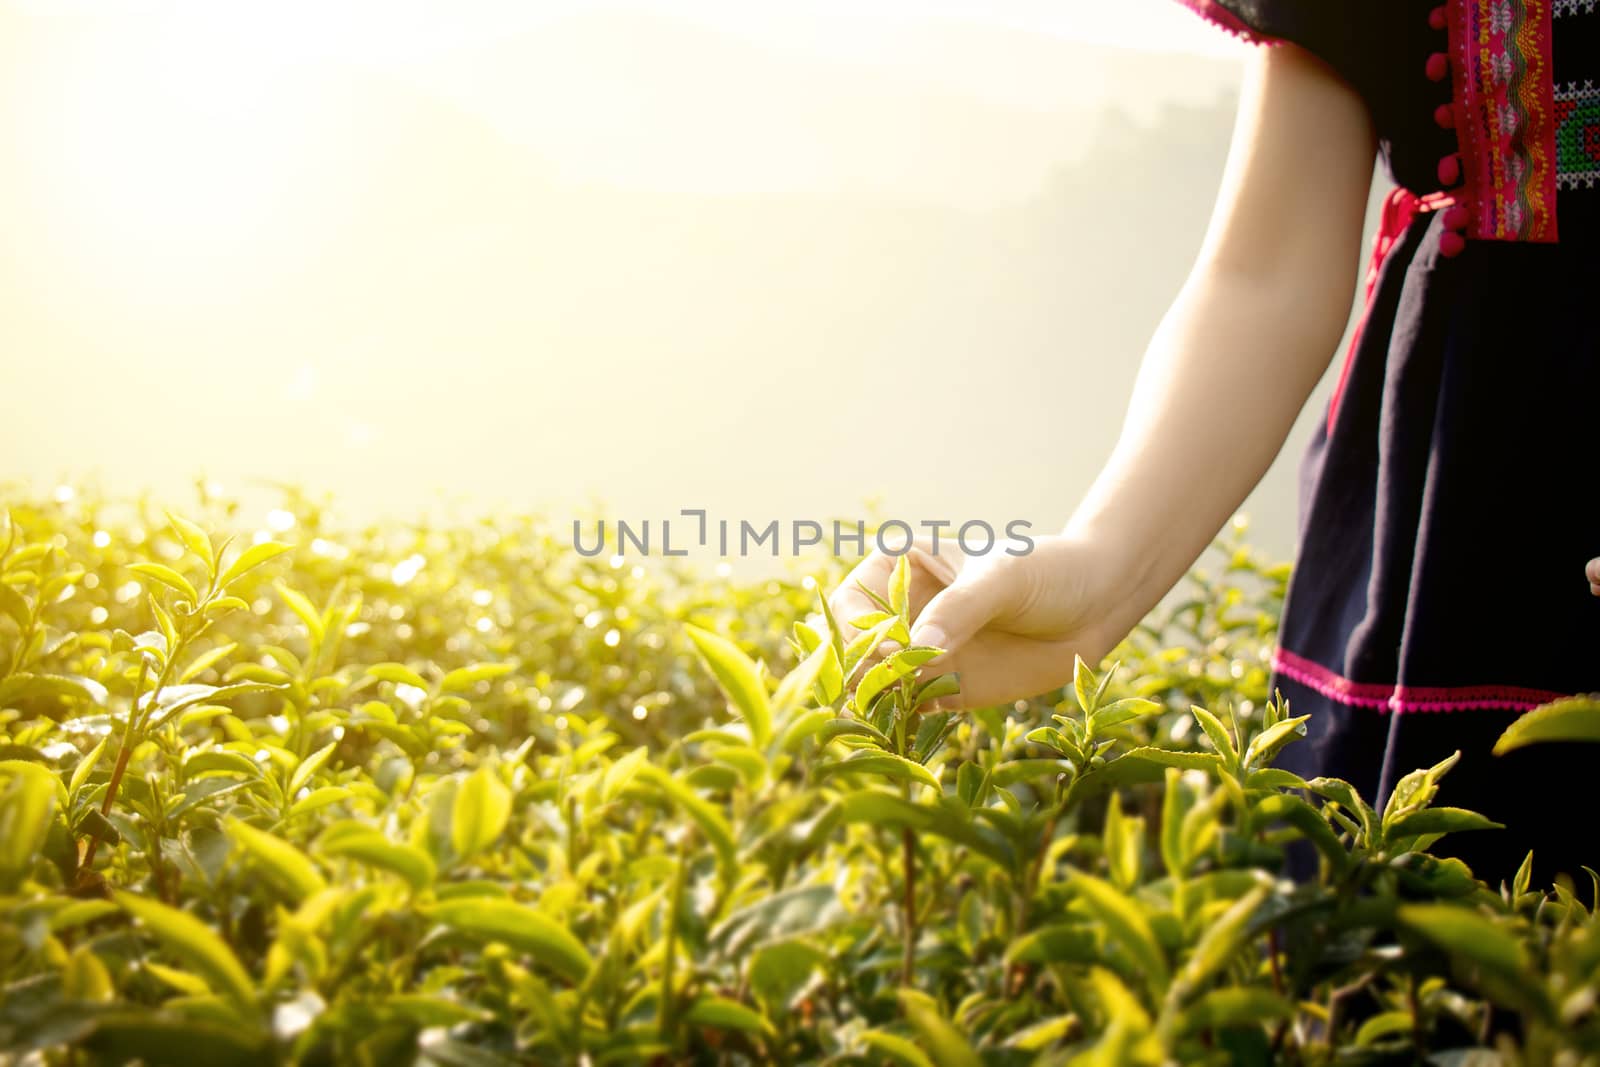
[[909, 568, 1007, 656]]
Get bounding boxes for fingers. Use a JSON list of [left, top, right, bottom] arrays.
[[908, 557, 1017, 661], [921, 634, 1077, 713], [1588, 557, 1600, 596], [828, 551, 897, 636], [828, 543, 960, 638]]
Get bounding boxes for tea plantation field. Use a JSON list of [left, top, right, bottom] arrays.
[[0, 487, 1596, 1066]]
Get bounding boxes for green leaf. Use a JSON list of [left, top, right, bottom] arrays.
[[430, 898, 592, 983], [0, 583, 29, 629], [855, 647, 942, 712], [115, 891, 255, 1005], [1386, 807, 1502, 840], [888, 553, 911, 622], [1091, 697, 1161, 732], [747, 939, 828, 1010], [686, 624, 773, 747], [860, 1031, 936, 1067], [440, 662, 516, 693], [320, 829, 436, 889], [0, 760, 56, 884], [897, 989, 982, 1067], [816, 751, 940, 792], [1165, 884, 1270, 1006], [1070, 873, 1169, 988], [451, 765, 513, 861], [1120, 747, 1225, 774], [144, 960, 213, 996], [1004, 923, 1098, 964], [127, 562, 199, 604], [634, 764, 738, 876], [772, 640, 831, 716], [686, 995, 773, 1036], [288, 741, 337, 796], [140, 681, 282, 728], [1176, 988, 1294, 1034], [83, 1015, 267, 1065], [69, 736, 108, 800], [216, 540, 292, 591], [990, 758, 1074, 788], [368, 662, 430, 690], [1494, 696, 1600, 754], [1399, 905, 1553, 1020], [225, 819, 326, 901], [274, 581, 324, 643], [1242, 715, 1309, 770], [1190, 706, 1239, 771], [1072, 655, 1102, 715], [1103, 793, 1143, 891], [166, 511, 216, 575], [1254, 794, 1349, 875]]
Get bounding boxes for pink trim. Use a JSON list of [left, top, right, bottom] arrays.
[[1328, 190, 1453, 427], [1272, 648, 1568, 715], [1172, 0, 1280, 45]]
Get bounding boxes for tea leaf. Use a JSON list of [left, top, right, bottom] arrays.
[[115, 891, 255, 1005], [440, 662, 516, 693], [1189, 706, 1239, 772], [127, 563, 198, 604], [368, 662, 430, 690], [897, 989, 982, 1067], [216, 541, 293, 591], [816, 751, 940, 792], [686, 995, 773, 1036], [225, 819, 327, 902], [1069, 873, 1169, 988], [855, 647, 941, 712], [166, 511, 216, 576], [451, 765, 513, 862], [430, 898, 592, 983], [1493, 696, 1600, 754], [686, 624, 773, 747]]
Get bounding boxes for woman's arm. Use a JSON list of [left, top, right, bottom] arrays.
[[1060, 41, 1378, 648], [830, 43, 1378, 710]]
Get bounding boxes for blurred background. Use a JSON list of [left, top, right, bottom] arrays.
[[0, 0, 1382, 564]]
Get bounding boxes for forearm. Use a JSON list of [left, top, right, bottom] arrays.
[[1057, 43, 1373, 649], [1064, 268, 1350, 644]]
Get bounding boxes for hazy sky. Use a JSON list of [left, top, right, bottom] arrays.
[[1, 1, 1344, 568]]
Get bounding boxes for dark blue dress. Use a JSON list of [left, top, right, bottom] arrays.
[[1179, 0, 1600, 887]]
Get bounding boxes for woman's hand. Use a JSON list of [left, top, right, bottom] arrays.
[[827, 536, 1122, 712], [1588, 557, 1600, 596]]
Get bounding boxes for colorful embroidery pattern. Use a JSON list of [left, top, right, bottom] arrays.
[[1272, 648, 1568, 714], [1448, 0, 1560, 242], [1554, 81, 1600, 188]]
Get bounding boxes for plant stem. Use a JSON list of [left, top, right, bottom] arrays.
[[901, 824, 917, 988]]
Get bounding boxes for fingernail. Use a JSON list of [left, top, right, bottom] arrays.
[[911, 624, 947, 651]]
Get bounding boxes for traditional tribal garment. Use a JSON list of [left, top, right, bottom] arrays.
[[1178, 0, 1599, 887]]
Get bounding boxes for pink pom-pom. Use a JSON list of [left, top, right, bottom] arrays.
[[1426, 52, 1451, 82], [1442, 205, 1470, 231], [1435, 104, 1456, 129], [1438, 154, 1462, 186], [1439, 231, 1467, 258], [1429, 6, 1449, 30]]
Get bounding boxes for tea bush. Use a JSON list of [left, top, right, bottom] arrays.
[[1, 486, 1597, 1066]]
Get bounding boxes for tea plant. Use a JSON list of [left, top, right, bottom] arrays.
[[0, 486, 1596, 1066]]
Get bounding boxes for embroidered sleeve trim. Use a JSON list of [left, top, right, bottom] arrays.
[[1447, 0, 1560, 242], [1272, 647, 1569, 714], [1173, 0, 1282, 45]]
